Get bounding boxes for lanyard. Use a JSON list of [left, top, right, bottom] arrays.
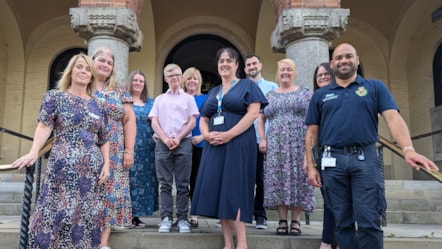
[[217, 79, 237, 113]]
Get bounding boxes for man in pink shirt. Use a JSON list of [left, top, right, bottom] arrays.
[[149, 63, 199, 233]]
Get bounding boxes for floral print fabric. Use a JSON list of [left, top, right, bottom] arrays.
[[129, 98, 158, 216], [94, 86, 133, 228], [263, 87, 316, 211], [28, 90, 108, 249]]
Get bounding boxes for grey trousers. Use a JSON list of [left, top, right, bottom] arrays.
[[155, 138, 192, 221]]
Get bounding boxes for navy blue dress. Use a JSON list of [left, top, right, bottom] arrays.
[[190, 79, 267, 223]]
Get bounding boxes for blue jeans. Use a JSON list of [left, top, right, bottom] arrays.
[[155, 138, 192, 221], [320, 182, 336, 244], [321, 144, 386, 249]]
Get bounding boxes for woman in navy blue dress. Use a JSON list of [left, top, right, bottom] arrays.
[[191, 47, 267, 249]]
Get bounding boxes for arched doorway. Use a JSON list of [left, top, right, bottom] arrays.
[[163, 34, 245, 93]]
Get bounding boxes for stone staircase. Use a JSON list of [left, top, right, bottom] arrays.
[[1, 173, 442, 224]]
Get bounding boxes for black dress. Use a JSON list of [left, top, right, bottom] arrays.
[[190, 79, 267, 223]]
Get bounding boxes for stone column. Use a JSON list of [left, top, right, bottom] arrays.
[[271, 8, 349, 90], [70, 8, 143, 85]]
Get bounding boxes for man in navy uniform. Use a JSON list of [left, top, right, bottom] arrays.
[[305, 43, 438, 249]]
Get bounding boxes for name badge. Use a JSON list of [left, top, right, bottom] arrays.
[[213, 115, 224, 126], [321, 157, 336, 170], [88, 112, 100, 119]]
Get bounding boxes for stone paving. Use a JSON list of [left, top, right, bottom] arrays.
[[0, 216, 442, 249]]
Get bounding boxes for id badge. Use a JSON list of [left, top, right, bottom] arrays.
[[321, 157, 336, 170], [213, 115, 224, 126]]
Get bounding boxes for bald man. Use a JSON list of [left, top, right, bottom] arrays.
[[305, 43, 438, 249]]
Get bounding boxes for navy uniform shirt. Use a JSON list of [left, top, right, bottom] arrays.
[[305, 75, 399, 148]]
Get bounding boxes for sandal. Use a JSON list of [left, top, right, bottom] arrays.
[[132, 217, 146, 228], [290, 220, 301, 236], [276, 220, 288, 235], [189, 219, 198, 228]]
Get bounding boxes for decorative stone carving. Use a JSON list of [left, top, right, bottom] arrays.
[[70, 8, 143, 52], [271, 8, 349, 53]]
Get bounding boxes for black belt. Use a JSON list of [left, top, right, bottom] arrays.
[[323, 144, 375, 154]]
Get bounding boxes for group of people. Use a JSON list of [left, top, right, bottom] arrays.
[[11, 42, 438, 249]]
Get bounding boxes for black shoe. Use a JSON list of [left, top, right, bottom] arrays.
[[255, 217, 268, 229], [189, 219, 198, 228], [132, 217, 146, 228]]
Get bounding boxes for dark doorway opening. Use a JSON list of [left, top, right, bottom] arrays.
[[433, 44, 442, 107], [49, 48, 87, 90], [163, 34, 245, 93]]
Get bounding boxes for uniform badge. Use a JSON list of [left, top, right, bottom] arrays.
[[355, 86, 368, 96]]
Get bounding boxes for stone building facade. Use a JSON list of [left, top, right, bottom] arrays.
[[0, 0, 441, 180]]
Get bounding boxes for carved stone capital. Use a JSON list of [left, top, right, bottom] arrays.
[[271, 8, 349, 53], [70, 8, 143, 52]]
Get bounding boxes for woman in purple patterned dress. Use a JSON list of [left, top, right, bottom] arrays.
[[12, 54, 110, 248], [92, 47, 136, 249], [258, 58, 316, 236]]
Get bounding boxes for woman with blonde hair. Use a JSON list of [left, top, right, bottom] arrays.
[[13, 54, 110, 248], [182, 67, 207, 228], [258, 58, 315, 236], [92, 47, 136, 249]]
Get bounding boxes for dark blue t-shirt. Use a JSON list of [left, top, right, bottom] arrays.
[[305, 75, 399, 147]]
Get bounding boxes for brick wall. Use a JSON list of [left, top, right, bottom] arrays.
[[78, 0, 144, 19], [79, 0, 127, 8], [271, 0, 341, 22]]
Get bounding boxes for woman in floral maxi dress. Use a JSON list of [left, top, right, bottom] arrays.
[[12, 54, 110, 248], [92, 47, 136, 249], [126, 70, 158, 227], [258, 58, 316, 236]]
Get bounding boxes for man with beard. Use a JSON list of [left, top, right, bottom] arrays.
[[304, 43, 438, 249], [244, 54, 277, 229]]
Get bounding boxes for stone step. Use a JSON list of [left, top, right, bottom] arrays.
[[1, 217, 441, 249], [2, 203, 441, 225], [1, 174, 442, 223], [2, 181, 441, 204]]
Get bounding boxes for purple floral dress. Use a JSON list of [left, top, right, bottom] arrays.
[[263, 87, 316, 211], [29, 90, 108, 249], [94, 85, 133, 228]]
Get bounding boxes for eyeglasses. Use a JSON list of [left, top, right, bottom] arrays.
[[316, 72, 331, 78], [166, 74, 182, 78]]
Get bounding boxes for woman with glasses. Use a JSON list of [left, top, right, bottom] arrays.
[[313, 62, 338, 249]]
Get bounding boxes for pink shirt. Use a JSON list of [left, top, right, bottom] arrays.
[[149, 88, 199, 138]]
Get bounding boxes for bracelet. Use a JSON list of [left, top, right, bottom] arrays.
[[402, 146, 415, 153], [123, 150, 134, 155]]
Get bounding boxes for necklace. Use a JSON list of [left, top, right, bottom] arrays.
[[67, 89, 90, 99]]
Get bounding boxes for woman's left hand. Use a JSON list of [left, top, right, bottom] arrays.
[[258, 139, 267, 154], [98, 162, 110, 184]]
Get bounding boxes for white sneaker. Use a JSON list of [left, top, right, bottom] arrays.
[[178, 220, 191, 233], [158, 217, 172, 233], [215, 221, 222, 228]]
